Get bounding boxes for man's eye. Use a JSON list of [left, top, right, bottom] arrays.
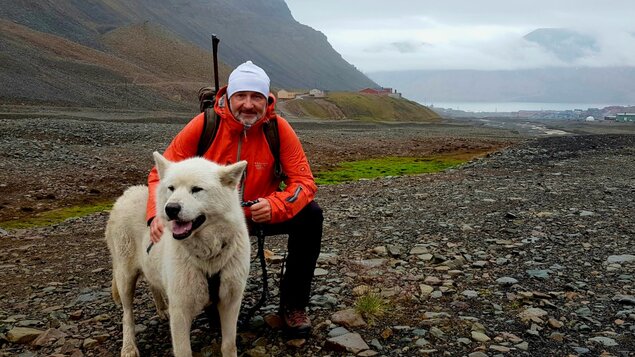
[[191, 186, 203, 193], [168, 186, 174, 192]]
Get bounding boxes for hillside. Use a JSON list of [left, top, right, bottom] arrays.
[[279, 93, 440, 122], [0, 20, 181, 108], [0, 0, 377, 109]]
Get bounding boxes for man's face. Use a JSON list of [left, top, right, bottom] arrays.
[[229, 91, 267, 125]]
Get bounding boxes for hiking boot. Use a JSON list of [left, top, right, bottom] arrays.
[[281, 308, 311, 336]]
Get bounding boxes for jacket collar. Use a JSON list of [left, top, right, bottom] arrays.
[[215, 86, 277, 132]]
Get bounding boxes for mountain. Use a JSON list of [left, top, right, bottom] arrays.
[[368, 28, 635, 105], [524, 28, 599, 62], [0, 0, 376, 108]]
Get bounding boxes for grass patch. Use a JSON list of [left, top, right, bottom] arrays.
[[355, 292, 388, 325], [315, 156, 465, 185], [0, 201, 113, 230]]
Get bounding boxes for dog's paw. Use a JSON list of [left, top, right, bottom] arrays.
[[120, 344, 140, 357]]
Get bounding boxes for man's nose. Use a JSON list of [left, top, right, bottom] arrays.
[[243, 97, 254, 108]]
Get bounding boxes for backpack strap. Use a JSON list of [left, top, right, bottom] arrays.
[[197, 107, 220, 157], [262, 117, 285, 179]]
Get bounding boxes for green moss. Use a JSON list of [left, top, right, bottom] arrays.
[[0, 202, 113, 230], [315, 156, 465, 185]]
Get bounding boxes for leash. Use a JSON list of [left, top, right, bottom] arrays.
[[238, 199, 269, 327]]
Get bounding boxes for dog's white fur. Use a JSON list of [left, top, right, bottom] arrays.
[[105, 152, 250, 357]]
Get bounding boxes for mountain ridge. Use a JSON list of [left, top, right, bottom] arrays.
[[0, 0, 379, 108]]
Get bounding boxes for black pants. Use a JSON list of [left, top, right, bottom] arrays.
[[252, 201, 323, 310]]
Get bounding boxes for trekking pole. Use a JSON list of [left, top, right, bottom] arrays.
[[212, 34, 220, 92]]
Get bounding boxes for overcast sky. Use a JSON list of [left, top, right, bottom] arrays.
[[285, 0, 635, 72]]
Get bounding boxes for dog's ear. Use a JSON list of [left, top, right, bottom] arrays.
[[153, 151, 171, 179], [220, 160, 247, 188]]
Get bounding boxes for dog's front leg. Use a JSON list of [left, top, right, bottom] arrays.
[[168, 306, 195, 357], [218, 280, 243, 357]]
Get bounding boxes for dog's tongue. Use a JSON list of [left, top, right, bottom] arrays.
[[171, 220, 192, 235]]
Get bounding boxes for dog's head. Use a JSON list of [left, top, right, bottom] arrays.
[[153, 152, 247, 240]]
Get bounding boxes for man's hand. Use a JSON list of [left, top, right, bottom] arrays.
[[150, 217, 164, 243], [250, 198, 271, 223]]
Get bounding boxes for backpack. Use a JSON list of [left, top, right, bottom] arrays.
[[196, 87, 285, 179]]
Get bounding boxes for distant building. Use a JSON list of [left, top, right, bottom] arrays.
[[585, 116, 595, 121], [616, 113, 635, 122], [309, 89, 325, 97], [277, 89, 296, 99], [359, 87, 393, 95]]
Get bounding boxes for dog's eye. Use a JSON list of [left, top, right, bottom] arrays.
[[191, 186, 203, 193], [168, 185, 174, 192]]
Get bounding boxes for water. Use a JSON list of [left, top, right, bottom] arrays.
[[421, 101, 632, 113]]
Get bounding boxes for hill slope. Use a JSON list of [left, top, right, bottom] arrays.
[[279, 93, 440, 122], [0, 0, 376, 101]]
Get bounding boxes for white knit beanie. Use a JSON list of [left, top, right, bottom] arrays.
[[227, 61, 270, 99]]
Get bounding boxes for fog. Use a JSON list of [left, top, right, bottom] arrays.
[[285, 0, 635, 72]]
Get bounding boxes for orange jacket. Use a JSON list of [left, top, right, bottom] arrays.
[[146, 86, 317, 224]]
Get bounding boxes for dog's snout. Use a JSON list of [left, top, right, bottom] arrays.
[[165, 203, 181, 220]]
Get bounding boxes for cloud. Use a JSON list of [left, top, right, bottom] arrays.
[[286, 0, 635, 71]]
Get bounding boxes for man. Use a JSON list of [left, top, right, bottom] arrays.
[[145, 61, 323, 336]]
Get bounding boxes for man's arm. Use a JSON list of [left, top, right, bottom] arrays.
[[264, 117, 317, 223]]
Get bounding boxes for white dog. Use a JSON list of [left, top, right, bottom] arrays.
[[105, 152, 250, 357]]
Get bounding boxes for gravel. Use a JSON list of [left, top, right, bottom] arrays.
[[0, 113, 634, 356]]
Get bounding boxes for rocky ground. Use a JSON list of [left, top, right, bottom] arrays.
[[1, 111, 634, 356]]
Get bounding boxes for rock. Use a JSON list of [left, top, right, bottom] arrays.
[[419, 284, 434, 297], [490, 345, 511, 352], [6, 327, 43, 344], [548, 318, 563, 328], [606, 255, 635, 264], [328, 326, 350, 337], [409, 246, 428, 255], [356, 259, 386, 268], [526, 269, 551, 279], [471, 331, 491, 342], [357, 350, 379, 356], [313, 268, 328, 276], [31, 328, 67, 347], [468, 352, 488, 357], [423, 276, 442, 285], [245, 346, 267, 357], [372, 246, 387, 256], [519, 307, 548, 323], [331, 308, 367, 328], [462, 290, 479, 298], [386, 244, 402, 257], [82, 338, 98, 349], [515, 341, 529, 350], [263, 314, 284, 329], [326, 332, 370, 353], [588, 336, 618, 347], [496, 277, 518, 285], [612, 294, 635, 305], [285, 338, 306, 348]]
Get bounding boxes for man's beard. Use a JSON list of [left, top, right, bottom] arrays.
[[233, 109, 265, 126]]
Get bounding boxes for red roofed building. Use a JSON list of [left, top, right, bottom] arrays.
[[359, 87, 393, 95]]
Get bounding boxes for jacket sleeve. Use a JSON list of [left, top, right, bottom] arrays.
[[145, 113, 205, 223], [266, 117, 317, 223]]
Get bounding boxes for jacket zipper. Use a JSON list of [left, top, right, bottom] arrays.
[[237, 127, 247, 202]]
